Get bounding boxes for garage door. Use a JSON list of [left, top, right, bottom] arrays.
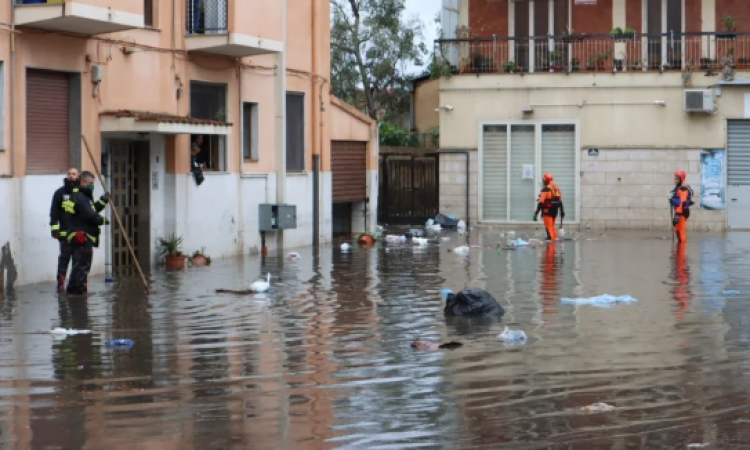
[[332, 140, 367, 203], [26, 69, 70, 174], [728, 120, 750, 229]]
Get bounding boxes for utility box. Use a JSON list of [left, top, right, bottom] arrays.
[[259, 204, 297, 231]]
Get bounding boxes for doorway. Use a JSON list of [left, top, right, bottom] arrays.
[[727, 121, 750, 229], [108, 140, 151, 271]]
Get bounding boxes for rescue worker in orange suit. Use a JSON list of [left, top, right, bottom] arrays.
[[63, 171, 109, 295], [533, 173, 565, 241], [50, 168, 80, 291], [671, 242, 690, 322], [670, 170, 694, 244]]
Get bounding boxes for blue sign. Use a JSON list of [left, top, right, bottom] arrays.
[[700, 149, 725, 210]]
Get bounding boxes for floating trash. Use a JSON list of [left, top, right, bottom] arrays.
[[341, 243, 352, 252], [497, 327, 527, 345], [105, 339, 134, 348], [452, 245, 470, 255], [561, 295, 637, 308], [50, 328, 91, 336], [723, 290, 741, 296], [581, 402, 616, 412]]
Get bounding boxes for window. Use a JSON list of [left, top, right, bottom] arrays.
[[286, 92, 305, 172], [512, 0, 571, 71], [441, 0, 460, 66], [243, 102, 259, 161], [190, 81, 227, 172], [144, 0, 153, 27], [480, 122, 578, 223], [645, 0, 683, 68]]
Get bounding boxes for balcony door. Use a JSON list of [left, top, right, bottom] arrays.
[[513, 0, 570, 72], [645, 0, 683, 69]]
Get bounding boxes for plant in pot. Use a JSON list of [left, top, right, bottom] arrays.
[[548, 51, 562, 72], [611, 27, 635, 42], [718, 16, 736, 40], [571, 57, 581, 72], [560, 28, 583, 44], [503, 60, 517, 73], [190, 248, 211, 266], [157, 233, 186, 271]]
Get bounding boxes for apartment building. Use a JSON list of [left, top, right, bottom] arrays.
[[430, 0, 750, 231], [0, 0, 378, 287]]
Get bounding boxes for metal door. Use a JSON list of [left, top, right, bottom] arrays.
[[727, 120, 750, 229], [110, 142, 140, 269], [378, 153, 439, 225]]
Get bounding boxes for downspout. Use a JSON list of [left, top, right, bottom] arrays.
[[437, 150, 470, 227], [274, 0, 287, 249], [311, 0, 319, 248], [7, 1, 15, 178]]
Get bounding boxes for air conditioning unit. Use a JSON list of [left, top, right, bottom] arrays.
[[684, 89, 715, 113]]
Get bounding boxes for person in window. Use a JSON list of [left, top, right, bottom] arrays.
[[191, 135, 205, 186]]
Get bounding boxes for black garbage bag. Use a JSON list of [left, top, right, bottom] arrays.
[[444, 289, 505, 317], [434, 213, 459, 228]]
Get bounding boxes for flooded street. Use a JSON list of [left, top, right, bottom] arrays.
[[3, 229, 750, 449]]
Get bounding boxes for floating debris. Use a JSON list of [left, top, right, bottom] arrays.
[[581, 402, 616, 412], [497, 327, 527, 345], [50, 328, 91, 336], [562, 295, 637, 307], [411, 340, 463, 351], [723, 290, 741, 296]]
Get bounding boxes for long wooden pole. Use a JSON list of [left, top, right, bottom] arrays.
[[81, 136, 150, 294]]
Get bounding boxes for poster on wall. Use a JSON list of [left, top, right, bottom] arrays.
[[574, 0, 597, 4], [700, 149, 725, 210]]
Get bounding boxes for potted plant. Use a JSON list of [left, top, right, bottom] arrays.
[[560, 28, 584, 44], [157, 233, 186, 271], [718, 16, 736, 40], [571, 57, 581, 72], [503, 60, 516, 73], [548, 51, 562, 72], [611, 27, 635, 42], [190, 248, 211, 266]]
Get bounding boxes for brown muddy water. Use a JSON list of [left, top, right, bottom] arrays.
[[2, 229, 750, 449]]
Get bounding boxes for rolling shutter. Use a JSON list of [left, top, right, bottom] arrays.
[[482, 125, 508, 221], [509, 125, 535, 221], [26, 70, 69, 175], [541, 124, 576, 222], [332, 140, 367, 203], [728, 120, 750, 186]]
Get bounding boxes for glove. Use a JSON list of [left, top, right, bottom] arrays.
[[74, 231, 86, 244], [51, 230, 59, 239], [561, 212, 565, 219], [102, 217, 110, 225], [533, 213, 538, 222], [672, 215, 680, 227], [100, 194, 110, 204]]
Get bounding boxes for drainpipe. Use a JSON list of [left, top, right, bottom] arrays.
[[437, 150, 470, 227], [274, 0, 287, 249], [7, 1, 15, 178], [311, 0, 319, 248]]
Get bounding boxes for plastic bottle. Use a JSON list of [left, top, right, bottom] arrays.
[[457, 220, 466, 229], [105, 339, 134, 347], [586, 222, 591, 232]]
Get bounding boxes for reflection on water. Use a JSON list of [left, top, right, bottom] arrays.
[[2, 230, 750, 448]]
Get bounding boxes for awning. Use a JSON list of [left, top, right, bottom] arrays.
[[100, 110, 232, 135]]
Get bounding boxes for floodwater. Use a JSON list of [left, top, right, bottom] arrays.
[[2, 229, 750, 449]]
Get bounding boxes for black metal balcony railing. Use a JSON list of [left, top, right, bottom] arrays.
[[186, 0, 228, 35], [435, 31, 750, 74], [380, 133, 440, 149]]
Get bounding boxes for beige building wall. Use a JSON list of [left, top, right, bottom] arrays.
[[437, 72, 748, 229], [413, 78, 440, 133]]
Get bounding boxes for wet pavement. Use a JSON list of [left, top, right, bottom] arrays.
[[2, 228, 750, 449]]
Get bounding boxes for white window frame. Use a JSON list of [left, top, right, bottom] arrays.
[[641, 0, 686, 69], [242, 102, 259, 161], [509, 0, 572, 72], [477, 119, 581, 224]]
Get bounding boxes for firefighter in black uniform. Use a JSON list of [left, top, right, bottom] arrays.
[[50, 167, 79, 291], [64, 171, 110, 295]]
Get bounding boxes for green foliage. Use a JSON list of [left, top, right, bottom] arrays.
[[379, 122, 439, 148], [157, 233, 183, 257], [331, 0, 427, 122]]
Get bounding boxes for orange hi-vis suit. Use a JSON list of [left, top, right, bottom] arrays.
[[534, 173, 565, 241], [670, 170, 694, 244]]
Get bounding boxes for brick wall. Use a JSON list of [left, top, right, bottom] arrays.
[[469, 0, 509, 37], [580, 149, 725, 231], [716, 0, 750, 31], [572, 1, 613, 34], [439, 151, 478, 225], [626, 0, 642, 32], [687, 0, 701, 32]]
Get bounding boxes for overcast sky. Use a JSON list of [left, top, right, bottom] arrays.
[[404, 0, 441, 74]]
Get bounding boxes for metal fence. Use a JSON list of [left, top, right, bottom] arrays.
[[380, 133, 440, 149], [435, 31, 749, 74], [185, 0, 228, 35], [378, 153, 440, 225]]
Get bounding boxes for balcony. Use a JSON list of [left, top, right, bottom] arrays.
[[185, 0, 283, 58], [14, 0, 144, 36], [434, 32, 750, 75]]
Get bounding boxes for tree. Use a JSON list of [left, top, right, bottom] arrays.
[[331, 0, 427, 122]]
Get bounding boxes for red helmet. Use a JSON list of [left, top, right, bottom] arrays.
[[674, 170, 686, 184], [542, 173, 554, 184]]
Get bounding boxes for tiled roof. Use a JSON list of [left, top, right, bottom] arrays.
[[100, 110, 232, 126]]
